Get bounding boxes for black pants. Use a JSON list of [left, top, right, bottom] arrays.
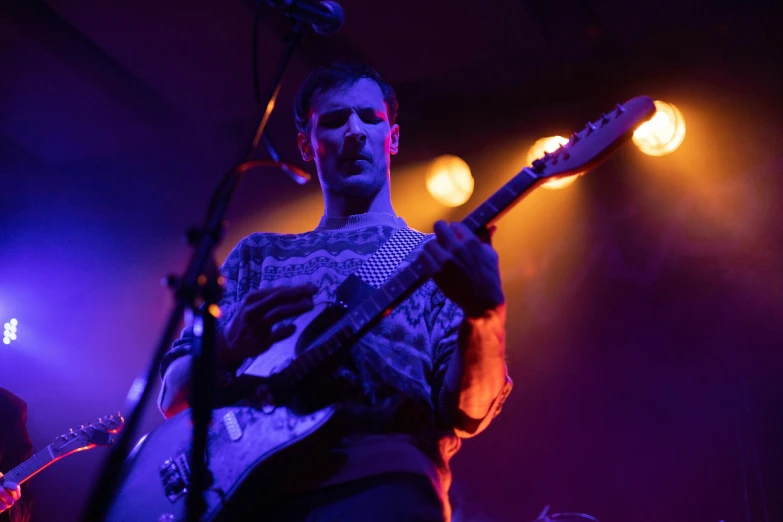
[[257, 472, 445, 522]]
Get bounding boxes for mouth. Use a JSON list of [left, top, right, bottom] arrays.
[[339, 154, 371, 164]]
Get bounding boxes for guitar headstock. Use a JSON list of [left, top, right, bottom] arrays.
[[530, 96, 657, 180], [49, 412, 124, 459]]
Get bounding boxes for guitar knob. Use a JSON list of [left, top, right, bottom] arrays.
[[615, 103, 626, 115]]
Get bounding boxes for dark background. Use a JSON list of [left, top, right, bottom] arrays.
[[1, 1, 781, 521]]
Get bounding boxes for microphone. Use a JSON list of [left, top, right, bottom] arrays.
[[264, 0, 344, 36]]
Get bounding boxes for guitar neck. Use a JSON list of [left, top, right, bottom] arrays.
[[462, 167, 541, 231], [270, 167, 541, 396], [2, 446, 55, 486]]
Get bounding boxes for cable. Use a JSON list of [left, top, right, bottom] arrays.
[[251, 3, 310, 184]]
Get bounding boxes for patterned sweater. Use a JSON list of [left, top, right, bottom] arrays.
[[159, 212, 512, 517]]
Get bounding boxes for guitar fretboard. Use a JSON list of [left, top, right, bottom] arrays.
[[3, 446, 55, 485]]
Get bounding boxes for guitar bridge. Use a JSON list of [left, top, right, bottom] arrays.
[[159, 454, 190, 502]]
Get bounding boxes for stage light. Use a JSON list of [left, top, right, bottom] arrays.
[[425, 154, 474, 207], [632, 100, 686, 156], [3, 319, 17, 344], [526, 136, 579, 190]]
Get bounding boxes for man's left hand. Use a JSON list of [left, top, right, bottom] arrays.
[[420, 221, 504, 318]]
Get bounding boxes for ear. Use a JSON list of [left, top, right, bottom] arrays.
[[389, 124, 400, 155], [298, 132, 314, 162]]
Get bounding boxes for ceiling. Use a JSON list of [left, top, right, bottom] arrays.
[[2, 0, 778, 169]]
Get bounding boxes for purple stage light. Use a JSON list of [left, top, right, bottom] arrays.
[[4, 318, 18, 344]]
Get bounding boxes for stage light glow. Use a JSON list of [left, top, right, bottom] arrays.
[[3, 318, 18, 344], [632, 100, 686, 156], [526, 136, 579, 190], [425, 155, 474, 207]]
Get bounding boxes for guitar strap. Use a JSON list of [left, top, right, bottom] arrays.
[[335, 226, 427, 308]]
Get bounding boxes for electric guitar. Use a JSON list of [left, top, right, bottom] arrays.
[[103, 97, 656, 522], [0, 414, 123, 487]]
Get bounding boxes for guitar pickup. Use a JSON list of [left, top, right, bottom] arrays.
[[223, 411, 243, 442], [159, 454, 190, 502]]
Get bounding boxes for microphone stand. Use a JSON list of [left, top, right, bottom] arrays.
[[80, 20, 304, 522]]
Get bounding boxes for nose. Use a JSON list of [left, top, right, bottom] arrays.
[[345, 113, 367, 143]]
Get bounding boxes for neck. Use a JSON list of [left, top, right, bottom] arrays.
[[323, 180, 395, 218]]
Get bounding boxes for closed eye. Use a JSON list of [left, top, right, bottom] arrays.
[[358, 109, 385, 124], [317, 108, 386, 128]]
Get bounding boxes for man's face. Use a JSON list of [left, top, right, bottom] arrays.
[[298, 78, 399, 198]]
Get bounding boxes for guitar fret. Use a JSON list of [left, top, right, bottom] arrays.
[[503, 184, 518, 198], [293, 358, 306, 380], [511, 173, 533, 192], [483, 199, 499, 212], [394, 270, 411, 287], [463, 215, 480, 231], [309, 346, 325, 366], [381, 285, 398, 301], [409, 263, 426, 281], [324, 338, 341, 358], [370, 293, 388, 313], [6, 447, 54, 485], [347, 312, 362, 330]]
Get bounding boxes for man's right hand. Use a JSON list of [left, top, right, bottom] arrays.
[[215, 284, 318, 368], [0, 473, 21, 514]]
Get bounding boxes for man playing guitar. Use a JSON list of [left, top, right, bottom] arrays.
[[157, 62, 512, 521]]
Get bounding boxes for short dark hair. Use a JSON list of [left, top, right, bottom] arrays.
[[294, 62, 398, 133]]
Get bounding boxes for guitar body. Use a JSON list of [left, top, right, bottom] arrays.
[[104, 304, 340, 522]]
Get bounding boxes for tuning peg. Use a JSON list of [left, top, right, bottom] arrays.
[[600, 113, 611, 126], [569, 133, 580, 143], [615, 103, 626, 116], [585, 122, 597, 134]]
